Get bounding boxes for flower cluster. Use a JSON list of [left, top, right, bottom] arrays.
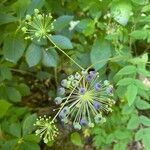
[[54, 70, 115, 130], [21, 9, 54, 41], [34, 116, 58, 143]]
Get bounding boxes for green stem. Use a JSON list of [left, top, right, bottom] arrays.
[[47, 35, 84, 70]]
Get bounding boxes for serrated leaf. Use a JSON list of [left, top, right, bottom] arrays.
[[134, 80, 147, 90], [25, 43, 42, 67], [126, 84, 138, 106], [137, 68, 150, 77], [90, 38, 111, 70], [142, 4, 150, 12], [70, 132, 83, 147], [49, 35, 73, 49], [130, 53, 148, 65], [139, 115, 150, 126], [111, 2, 132, 25], [0, 13, 18, 25], [113, 141, 127, 150], [21, 142, 40, 150], [0, 100, 12, 118], [143, 133, 150, 150], [17, 83, 30, 96], [1, 139, 18, 150], [3, 36, 25, 63], [11, 0, 30, 17], [9, 123, 21, 137], [127, 114, 140, 129], [6, 87, 22, 102], [135, 97, 150, 110], [117, 78, 134, 86], [115, 130, 131, 140], [42, 48, 58, 67], [116, 65, 137, 76], [23, 134, 40, 143], [26, 0, 45, 15], [131, 0, 149, 5], [135, 128, 150, 141], [22, 114, 37, 136], [0, 66, 12, 81], [130, 30, 148, 40], [53, 15, 74, 31]]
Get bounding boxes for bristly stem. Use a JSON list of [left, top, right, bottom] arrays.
[[47, 35, 84, 70]]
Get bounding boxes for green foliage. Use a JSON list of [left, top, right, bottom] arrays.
[[70, 132, 83, 147], [25, 43, 43, 67], [0, 0, 150, 149]]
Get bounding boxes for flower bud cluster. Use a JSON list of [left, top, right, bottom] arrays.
[[54, 70, 115, 129], [21, 9, 54, 41], [34, 115, 58, 143]]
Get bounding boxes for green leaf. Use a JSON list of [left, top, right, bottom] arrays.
[[24, 134, 40, 143], [0, 13, 18, 25], [130, 30, 148, 40], [131, 0, 149, 5], [11, 0, 30, 17], [127, 114, 140, 129], [21, 142, 40, 150], [22, 114, 37, 136], [134, 80, 147, 90], [130, 53, 148, 65], [6, 87, 22, 102], [116, 65, 137, 76], [25, 43, 42, 67], [117, 78, 134, 86], [26, 0, 45, 15], [53, 15, 74, 31], [1, 139, 18, 150], [143, 133, 150, 150], [9, 123, 21, 137], [126, 84, 138, 106], [135, 128, 150, 141], [90, 38, 111, 70], [0, 66, 12, 81], [135, 128, 150, 149], [3, 36, 25, 63], [42, 48, 58, 67], [111, 1, 132, 25], [17, 83, 30, 96], [113, 141, 127, 150], [82, 19, 95, 36], [135, 97, 150, 110], [0, 100, 12, 118], [115, 130, 131, 140], [137, 68, 150, 77], [122, 104, 135, 115], [142, 4, 150, 12], [139, 115, 150, 126], [49, 35, 73, 49], [70, 132, 83, 147]]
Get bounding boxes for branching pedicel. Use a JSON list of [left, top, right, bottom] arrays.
[[22, 9, 116, 144]]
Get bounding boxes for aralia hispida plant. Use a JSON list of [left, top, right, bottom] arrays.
[[22, 8, 117, 144]]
